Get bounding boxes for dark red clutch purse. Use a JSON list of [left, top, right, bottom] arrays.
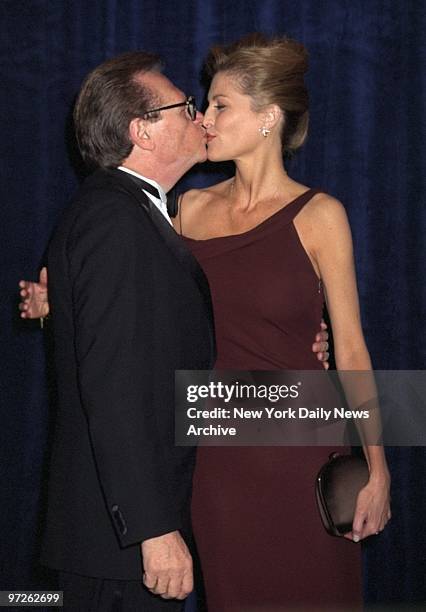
[[316, 453, 369, 536]]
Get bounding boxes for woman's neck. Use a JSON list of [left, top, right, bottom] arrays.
[[231, 150, 293, 211]]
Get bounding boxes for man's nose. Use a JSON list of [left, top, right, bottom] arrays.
[[201, 113, 213, 129], [194, 109, 204, 124]]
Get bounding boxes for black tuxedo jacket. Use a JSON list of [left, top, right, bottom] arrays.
[[41, 168, 216, 579]]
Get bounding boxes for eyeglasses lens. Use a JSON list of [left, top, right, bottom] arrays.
[[187, 98, 196, 121]]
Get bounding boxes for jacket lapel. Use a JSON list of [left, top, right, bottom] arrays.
[[103, 169, 216, 354]]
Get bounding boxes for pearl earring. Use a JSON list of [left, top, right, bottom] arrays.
[[259, 127, 270, 138]]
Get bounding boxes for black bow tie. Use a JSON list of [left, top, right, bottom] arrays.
[[167, 189, 178, 218], [142, 182, 178, 218], [138, 179, 161, 200]]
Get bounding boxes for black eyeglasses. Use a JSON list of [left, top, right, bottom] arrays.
[[143, 96, 197, 121]]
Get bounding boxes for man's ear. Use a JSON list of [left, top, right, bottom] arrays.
[[129, 118, 155, 151]]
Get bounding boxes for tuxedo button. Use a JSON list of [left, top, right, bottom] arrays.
[[111, 504, 128, 535]]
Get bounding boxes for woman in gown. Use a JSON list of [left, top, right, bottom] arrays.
[[174, 35, 390, 611], [19, 34, 390, 611]]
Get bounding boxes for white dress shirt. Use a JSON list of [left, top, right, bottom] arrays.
[[117, 166, 172, 225]]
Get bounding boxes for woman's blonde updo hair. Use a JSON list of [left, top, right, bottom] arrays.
[[205, 33, 309, 156]]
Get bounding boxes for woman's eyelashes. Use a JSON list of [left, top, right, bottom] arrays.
[[206, 101, 225, 112]]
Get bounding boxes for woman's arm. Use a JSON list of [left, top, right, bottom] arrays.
[[309, 195, 391, 542]]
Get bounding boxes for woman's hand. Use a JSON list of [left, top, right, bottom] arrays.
[[19, 267, 50, 319], [344, 470, 391, 542]]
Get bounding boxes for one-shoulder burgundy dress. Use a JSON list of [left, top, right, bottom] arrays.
[[182, 189, 362, 611]]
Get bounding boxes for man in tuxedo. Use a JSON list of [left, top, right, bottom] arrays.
[[40, 51, 215, 610]]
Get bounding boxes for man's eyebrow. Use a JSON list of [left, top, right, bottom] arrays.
[[170, 95, 187, 104]]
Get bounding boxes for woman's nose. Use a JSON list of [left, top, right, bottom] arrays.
[[202, 114, 213, 129]]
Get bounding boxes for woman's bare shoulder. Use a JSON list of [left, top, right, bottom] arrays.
[[179, 180, 230, 214], [304, 191, 349, 227], [174, 180, 232, 235], [178, 187, 210, 210], [180, 179, 232, 209], [294, 191, 351, 254]]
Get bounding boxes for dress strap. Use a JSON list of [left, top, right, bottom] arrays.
[[281, 188, 323, 222]]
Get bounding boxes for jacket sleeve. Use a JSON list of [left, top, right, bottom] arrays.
[[67, 191, 182, 547]]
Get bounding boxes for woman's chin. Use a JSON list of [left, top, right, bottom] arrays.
[[207, 148, 226, 162]]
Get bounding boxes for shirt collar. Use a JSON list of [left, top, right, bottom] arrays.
[[117, 166, 171, 224]]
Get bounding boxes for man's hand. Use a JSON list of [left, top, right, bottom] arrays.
[[19, 267, 50, 319], [141, 530, 193, 600], [312, 320, 330, 369]]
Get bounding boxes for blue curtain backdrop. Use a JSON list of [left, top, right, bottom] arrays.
[[1, 0, 425, 608]]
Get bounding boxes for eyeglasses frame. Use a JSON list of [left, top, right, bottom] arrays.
[[143, 95, 197, 121]]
